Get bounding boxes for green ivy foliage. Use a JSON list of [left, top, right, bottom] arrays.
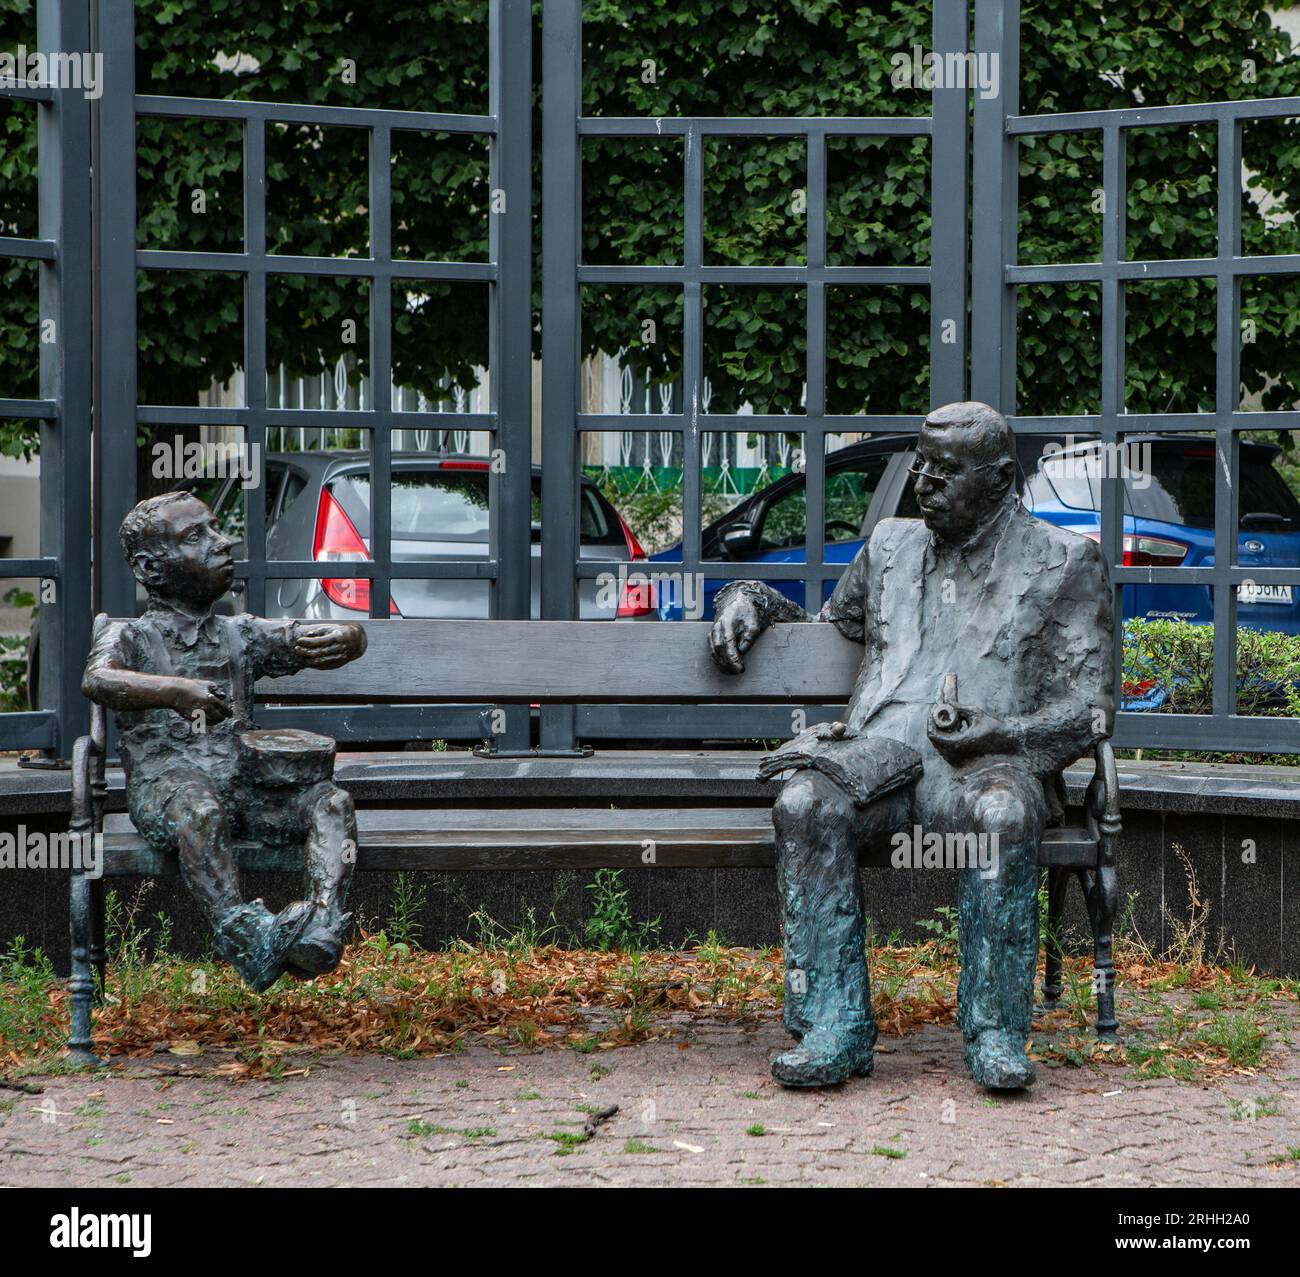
[[4, 1, 1300, 446]]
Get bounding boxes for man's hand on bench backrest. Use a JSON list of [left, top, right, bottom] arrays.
[[709, 581, 814, 674]]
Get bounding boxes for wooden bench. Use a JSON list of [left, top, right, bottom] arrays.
[[67, 620, 1121, 1062]]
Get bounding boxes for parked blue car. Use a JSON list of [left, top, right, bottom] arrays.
[[650, 434, 1300, 638]]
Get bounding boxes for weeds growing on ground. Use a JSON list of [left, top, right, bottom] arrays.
[[916, 905, 959, 965], [2, 888, 1293, 1089], [1162, 843, 1217, 968], [462, 905, 564, 955], [0, 937, 58, 1059], [584, 869, 661, 952], [385, 873, 427, 949]]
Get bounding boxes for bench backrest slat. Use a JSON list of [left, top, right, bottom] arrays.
[[256, 619, 862, 702]]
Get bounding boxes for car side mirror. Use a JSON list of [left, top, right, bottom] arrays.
[[721, 523, 759, 559]]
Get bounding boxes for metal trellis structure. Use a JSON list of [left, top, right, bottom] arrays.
[[3, 0, 1299, 756]]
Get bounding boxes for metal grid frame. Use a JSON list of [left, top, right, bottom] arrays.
[[973, 0, 1300, 754], [92, 0, 533, 746], [7, 0, 1299, 757], [0, 0, 93, 754], [541, 0, 969, 748]]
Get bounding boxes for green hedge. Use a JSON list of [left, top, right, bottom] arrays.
[[1123, 618, 1300, 718]]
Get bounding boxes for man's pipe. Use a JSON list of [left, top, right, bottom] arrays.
[[930, 673, 960, 734]]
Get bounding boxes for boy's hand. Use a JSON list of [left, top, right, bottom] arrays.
[[292, 622, 367, 670], [169, 678, 234, 724]]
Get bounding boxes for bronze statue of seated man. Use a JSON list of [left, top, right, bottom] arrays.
[[709, 402, 1115, 1090], [82, 491, 368, 991]]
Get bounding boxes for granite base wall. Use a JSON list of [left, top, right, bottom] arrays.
[[3, 805, 1297, 976]]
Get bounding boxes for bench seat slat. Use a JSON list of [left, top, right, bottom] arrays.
[[99, 812, 1098, 874]]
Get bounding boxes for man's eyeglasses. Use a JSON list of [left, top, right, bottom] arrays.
[[907, 459, 1002, 487]]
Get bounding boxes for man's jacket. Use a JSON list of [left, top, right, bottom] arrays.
[[821, 502, 1115, 784]]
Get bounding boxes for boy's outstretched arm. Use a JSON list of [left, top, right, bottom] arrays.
[[240, 617, 367, 678]]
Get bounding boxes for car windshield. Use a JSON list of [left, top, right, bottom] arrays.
[[335, 469, 625, 546], [1027, 443, 1299, 530], [736, 455, 891, 553], [344, 471, 491, 541], [531, 480, 625, 547]]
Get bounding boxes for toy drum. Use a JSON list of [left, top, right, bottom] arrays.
[[239, 728, 336, 788]]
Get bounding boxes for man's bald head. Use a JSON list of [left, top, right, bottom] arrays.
[[911, 401, 1017, 542], [921, 401, 1014, 469]]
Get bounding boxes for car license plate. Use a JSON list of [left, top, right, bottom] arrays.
[[1237, 582, 1294, 606]]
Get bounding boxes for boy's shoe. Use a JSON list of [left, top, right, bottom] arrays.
[[215, 900, 315, 992], [286, 904, 353, 977]]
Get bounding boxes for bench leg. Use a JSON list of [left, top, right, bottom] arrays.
[[1084, 864, 1119, 1041], [1039, 865, 1071, 1010], [68, 868, 104, 1067], [89, 876, 106, 1007]]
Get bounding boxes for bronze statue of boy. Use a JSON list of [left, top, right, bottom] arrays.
[[82, 491, 367, 991]]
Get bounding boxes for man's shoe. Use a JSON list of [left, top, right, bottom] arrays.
[[771, 1025, 875, 1088], [966, 1029, 1036, 1090]]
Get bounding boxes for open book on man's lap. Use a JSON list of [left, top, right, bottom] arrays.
[[757, 723, 922, 808]]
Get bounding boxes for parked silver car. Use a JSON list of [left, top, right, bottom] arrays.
[[198, 451, 658, 620]]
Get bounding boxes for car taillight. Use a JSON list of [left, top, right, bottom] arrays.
[[617, 511, 647, 561], [313, 487, 399, 615], [617, 579, 655, 617], [615, 511, 654, 617], [1126, 534, 1190, 567], [1083, 530, 1189, 567]]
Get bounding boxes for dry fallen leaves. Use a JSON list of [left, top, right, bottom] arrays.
[[2, 936, 1290, 1083]]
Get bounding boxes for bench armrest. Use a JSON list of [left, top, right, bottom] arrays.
[[69, 703, 108, 838], [1084, 738, 1121, 861]]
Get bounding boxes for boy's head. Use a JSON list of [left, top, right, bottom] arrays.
[[120, 492, 236, 607]]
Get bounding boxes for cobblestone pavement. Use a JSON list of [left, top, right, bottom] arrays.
[[4, 1013, 1299, 1188]]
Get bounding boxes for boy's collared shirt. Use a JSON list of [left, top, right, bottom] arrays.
[[84, 604, 303, 784]]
